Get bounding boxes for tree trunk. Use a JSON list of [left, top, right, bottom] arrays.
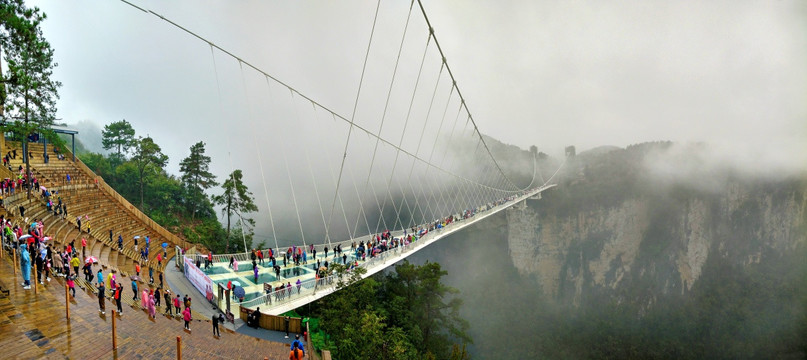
[[224, 204, 231, 252], [24, 96, 30, 200], [139, 173, 144, 210], [190, 175, 197, 222], [0, 43, 5, 117]]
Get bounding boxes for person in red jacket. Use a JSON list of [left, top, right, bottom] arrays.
[[173, 294, 181, 316], [114, 283, 123, 315]]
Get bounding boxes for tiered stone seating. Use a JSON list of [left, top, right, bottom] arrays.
[[1, 140, 201, 276]]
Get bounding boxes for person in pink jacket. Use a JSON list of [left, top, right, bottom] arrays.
[[147, 294, 156, 319], [141, 289, 148, 308], [182, 306, 192, 331]]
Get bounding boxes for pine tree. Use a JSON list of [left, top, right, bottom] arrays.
[[0, 1, 61, 198], [102, 119, 136, 161], [179, 141, 217, 221], [212, 169, 257, 252], [131, 136, 168, 210]]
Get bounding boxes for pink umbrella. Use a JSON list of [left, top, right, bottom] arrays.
[[85, 256, 98, 264]]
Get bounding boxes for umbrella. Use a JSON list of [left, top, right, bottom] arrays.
[[42, 236, 51, 241], [85, 256, 98, 264], [40, 185, 46, 191], [19, 234, 32, 240], [231, 281, 242, 288], [233, 286, 245, 299], [130, 275, 141, 282], [161, 242, 168, 248], [133, 235, 140, 239]]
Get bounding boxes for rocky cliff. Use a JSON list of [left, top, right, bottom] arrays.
[[506, 143, 807, 306]]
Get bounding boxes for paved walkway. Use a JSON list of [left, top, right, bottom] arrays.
[[0, 250, 295, 359], [165, 254, 302, 342]]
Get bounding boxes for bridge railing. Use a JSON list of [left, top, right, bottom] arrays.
[[197, 211, 482, 267], [238, 228, 433, 310], [235, 187, 554, 313]]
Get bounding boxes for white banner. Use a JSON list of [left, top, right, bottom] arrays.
[[183, 256, 214, 302]]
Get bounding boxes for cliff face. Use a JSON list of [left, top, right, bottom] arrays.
[[506, 178, 807, 304]]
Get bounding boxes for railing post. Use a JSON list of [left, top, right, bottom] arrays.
[[32, 265, 37, 294], [176, 336, 182, 360], [65, 283, 70, 320], [111, 309, 117, 350], [12, 247, 17, 275]]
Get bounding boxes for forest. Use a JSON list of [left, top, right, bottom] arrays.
[[298, 260, 472, 360], [76, 119, 258, 253]]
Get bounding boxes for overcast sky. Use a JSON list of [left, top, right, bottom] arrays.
[[21, 0, 807, 243]]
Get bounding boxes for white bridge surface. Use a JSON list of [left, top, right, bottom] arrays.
[[184, 184, 555, 316]]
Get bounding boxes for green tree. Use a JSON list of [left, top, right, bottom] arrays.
[[306, 261, 471, 359], [0, 1, 61, 198], [101, 119, 136, 161], [385, 261, 471, 358], [212, 169, 257, 252], [179, 141, 217, 221], [226, 221, 254, 253], [130, 136, 168, 210]]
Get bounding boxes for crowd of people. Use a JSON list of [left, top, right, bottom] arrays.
[[194, 189, 536, 313], [2, 215, 214, 338], [0, 145, 314, 357]]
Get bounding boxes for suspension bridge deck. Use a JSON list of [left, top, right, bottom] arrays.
[[186, 184, 555, 316]]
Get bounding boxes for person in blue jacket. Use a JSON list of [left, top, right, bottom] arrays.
[[20, 243, 31, 289], [290, 334, 305, 356]]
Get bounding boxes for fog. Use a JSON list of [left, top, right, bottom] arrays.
[[24, 0, 806, 245], [12, 1, 805, 357]]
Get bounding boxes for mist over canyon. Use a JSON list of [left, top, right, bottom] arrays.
[[405, 141, 807, 359]]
